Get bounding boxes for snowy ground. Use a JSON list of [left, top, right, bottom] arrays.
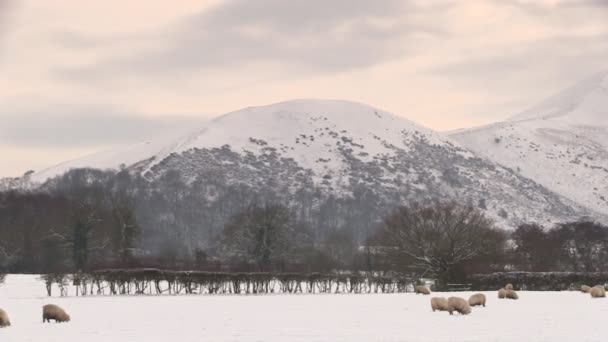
[[1, 275, 607, 342]]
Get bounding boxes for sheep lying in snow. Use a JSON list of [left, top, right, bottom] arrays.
[[505, 283, 514, 290], [498, 288, 507, 299], [506, 289, 519, 300], [581, 285, 591, 293], [430, 297, 449, 312], [590, 285, 606, 298], [43, 304, 70, 323], [468, 293, 486, 307], [447, 297, 472, 315], [415, 285, 431, 295], [0, 308, 10, 328]]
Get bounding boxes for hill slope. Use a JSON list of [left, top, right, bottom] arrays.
[[26, 99, 600, 228], [451, 72, 608, 217]]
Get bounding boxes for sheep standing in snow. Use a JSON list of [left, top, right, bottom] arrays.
[[430, 297, 449, 312], [43, 304, 70, 323], [415, 285, 431, 295], [590, 285, 606, 298], [581, 285, 591, 293], [447, 297, 472, 315], [468, 293, 486, 307], [506, 289, 519, 300], [498, 288, 507, 299], [0, 308, 10, 328], [505, 283, 514, 290]]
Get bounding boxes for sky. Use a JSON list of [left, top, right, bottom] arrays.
[[0, 0, 607, 177]]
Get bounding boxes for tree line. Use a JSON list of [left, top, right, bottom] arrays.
[[1, 168, 607, 289], [40, 270, 414, 297]]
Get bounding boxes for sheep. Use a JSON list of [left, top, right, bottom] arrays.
[[415, 285, 431, 295], [590, 285, 606, 298], [430, 297, 449, 312], [581, 285, 591, 293], [447, 297, 472, 315], [43, 304, 70, 323], [468, 293, 486, 307], [506, 289, 519, 300], [498, 288, 507, 299], [0, 308, 10, 328], [505, 283, 514, 290]]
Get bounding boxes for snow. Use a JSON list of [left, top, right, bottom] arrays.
[[30, 132, 194, 184], [451, 72, 608, 218], [31, 99, 456, 186], [509, 70, 608, 127], [2, 274, 608, 341], [146, 99, 452, 172]]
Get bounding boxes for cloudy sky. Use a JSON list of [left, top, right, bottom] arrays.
[[1, 0, 607, 177]]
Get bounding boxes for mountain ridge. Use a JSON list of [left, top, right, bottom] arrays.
[[451, 72, 608, 219], [508, 71, 608, 126], [4, 96, 606, 229]]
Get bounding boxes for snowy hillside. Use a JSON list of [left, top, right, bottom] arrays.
[[30, 134, 192, 184], [140, 99, 453, 185], [509, 71, 608, 127], [25, 99, 600, 228], [451, 71, 608, 217]]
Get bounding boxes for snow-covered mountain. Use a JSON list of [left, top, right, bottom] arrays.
[[451, 71, 608, 218], [22, 99, 601, 228]]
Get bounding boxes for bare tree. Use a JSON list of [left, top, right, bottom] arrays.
[[110, 194, 140, 265], [372, 202, 506, 287], [51, 201, 107, 272], [551, 221, 608, 272], [221, 204, 308, 271], [511, 223, 559, 271]]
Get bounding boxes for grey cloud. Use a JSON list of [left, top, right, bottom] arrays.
[[425, 32, 608, 123], [431, 33, 608, 79], [0, 104, 207, 146], [560, 0, 608, 8], [0, 0, 15, 44], [54, 31, 118, 50], [498, 0, 608, 16], [55, 0, 448, 81]]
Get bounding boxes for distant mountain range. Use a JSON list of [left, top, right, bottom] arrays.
[[3, 72, 608, 229]]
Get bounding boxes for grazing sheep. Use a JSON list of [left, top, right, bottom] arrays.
[[505, 283, 514, 290], [447, 297, 472, 315], [498, 288, 507, 299], [430, 297, 449, 312], [506, 289, 519, 300], [590, 285, 606, 298], [468, 293, 486, 307], [0, 308, 10, 328], [415, 285, 431, 295], [581, 285, 591, 293], [43, 304, 70, 323]]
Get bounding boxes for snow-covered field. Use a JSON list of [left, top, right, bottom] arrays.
[[1, 275, 607, 342]]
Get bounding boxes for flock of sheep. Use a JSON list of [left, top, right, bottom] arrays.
[[581, 284, 606, 298], [418, 282, 606, 316], [0, 304, 70, 328]]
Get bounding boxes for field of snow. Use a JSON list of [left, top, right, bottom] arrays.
[[1, 275, 607, 341]]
